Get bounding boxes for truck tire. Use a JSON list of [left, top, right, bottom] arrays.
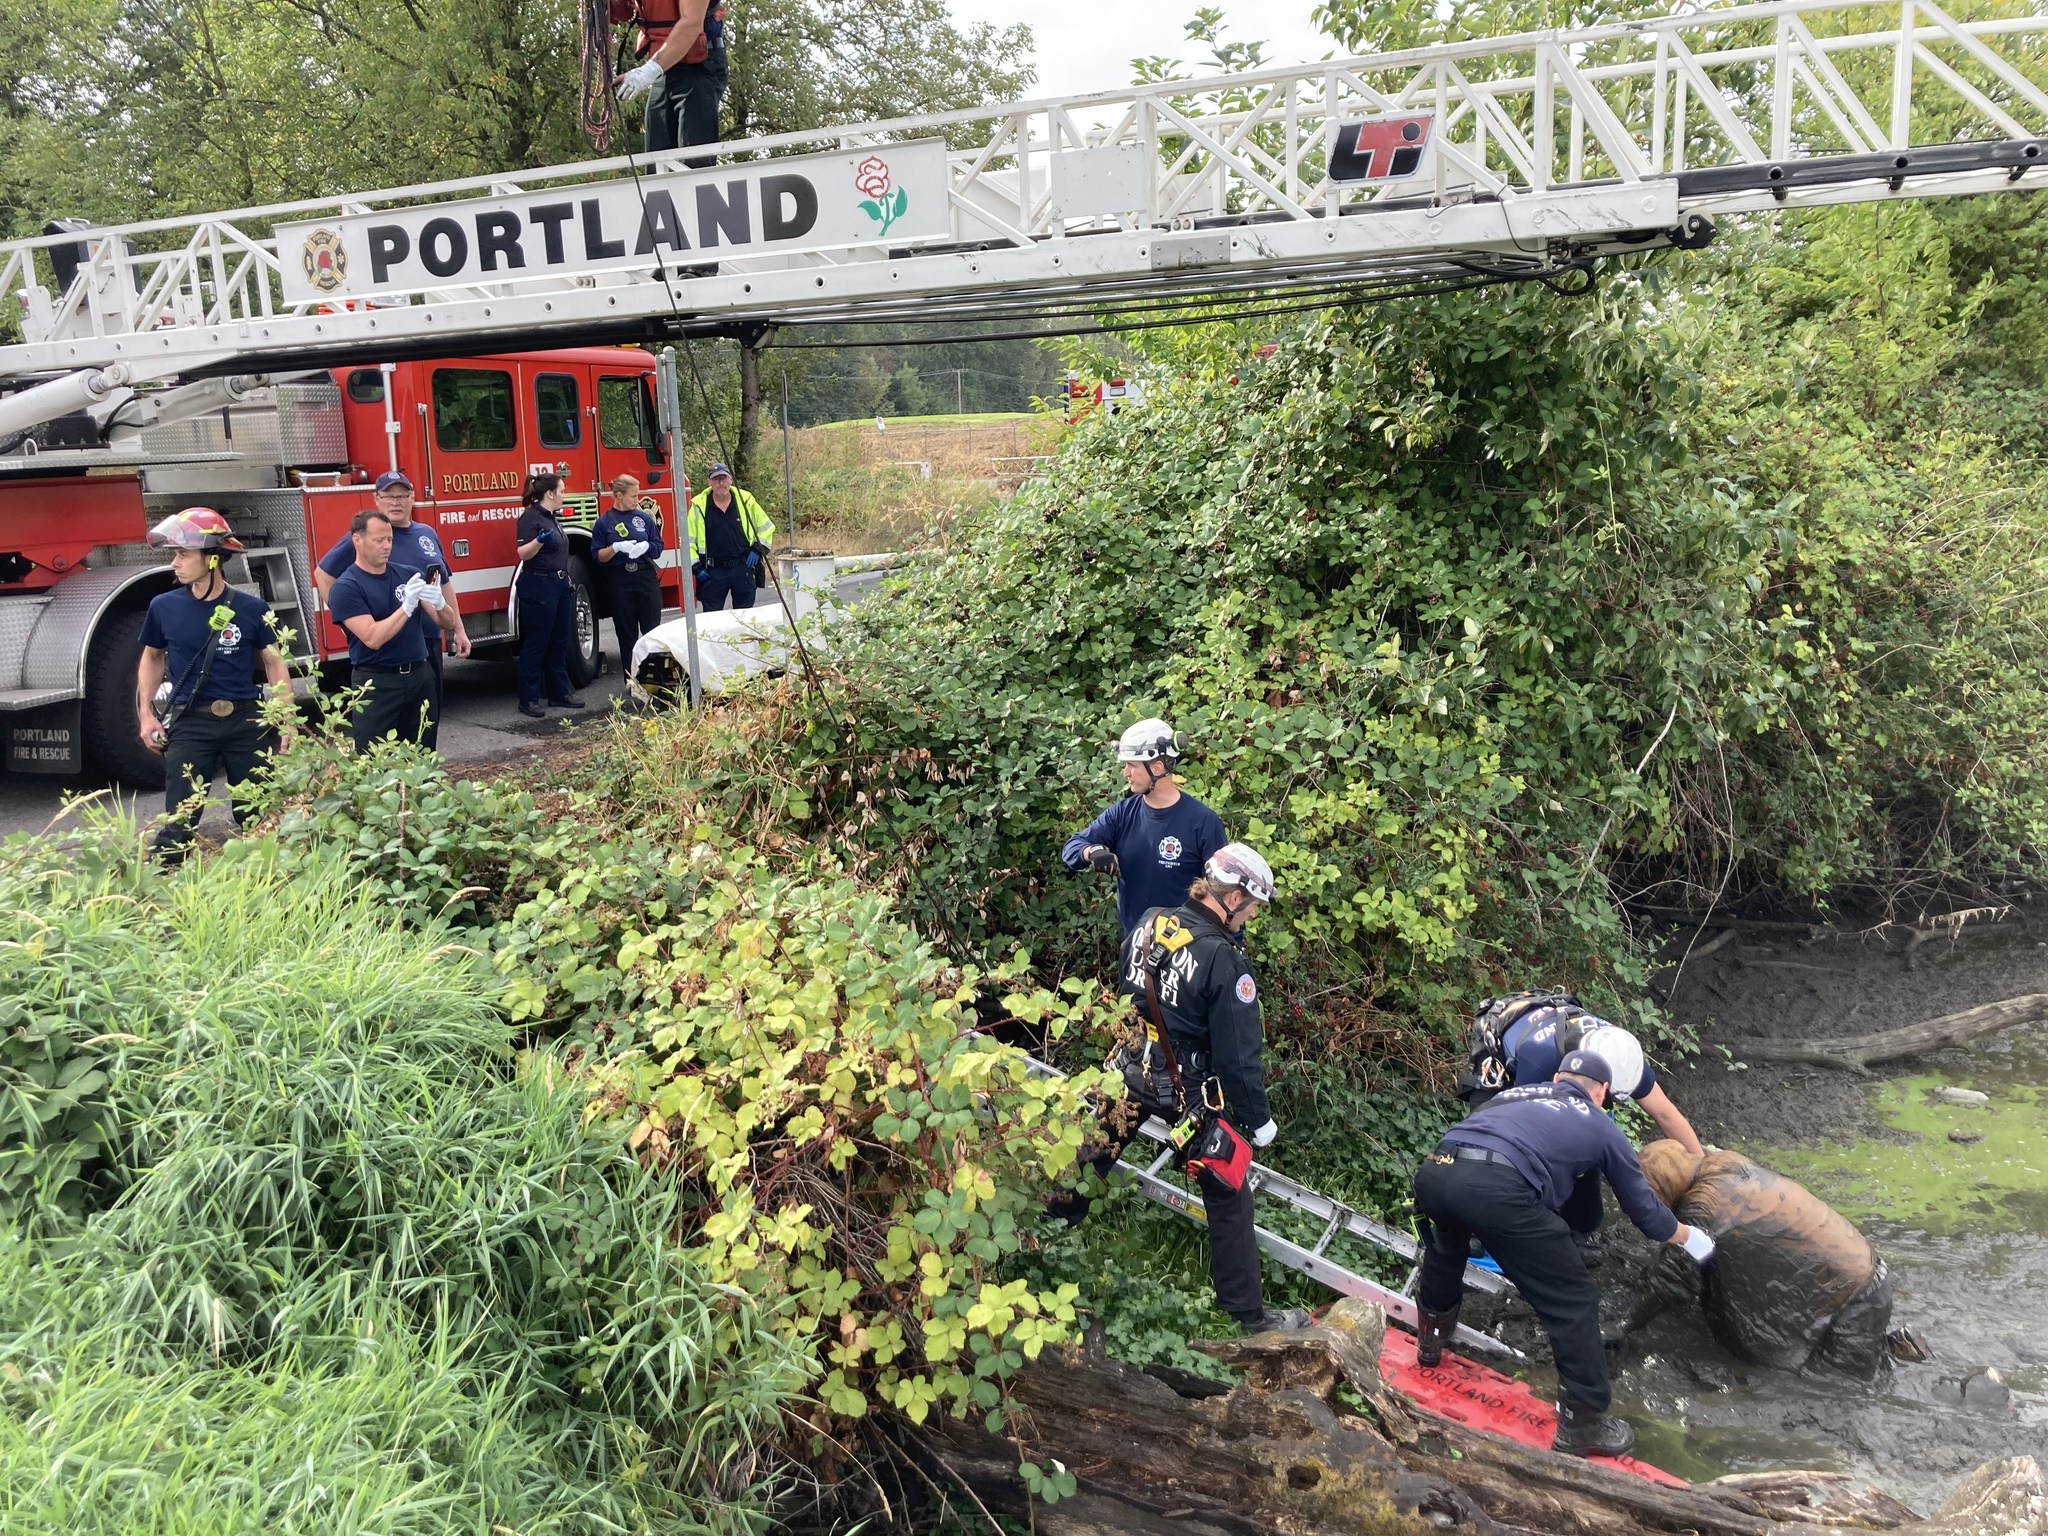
[[566, 555, 599, 688], [83, 606, 166, 790]]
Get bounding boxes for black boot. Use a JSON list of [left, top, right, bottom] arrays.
[[1552, 1399, 1635, 1458], [1232, 1306, 1312, 1334], [1415, 1306, 1460, 1367]]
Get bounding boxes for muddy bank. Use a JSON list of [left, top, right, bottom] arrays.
[[1651, 900, 2048, 1150]]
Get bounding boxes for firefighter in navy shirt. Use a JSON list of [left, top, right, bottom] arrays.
[[1411, 1049, 1716, 1458], [326, 509, 436, 750], [514, 473, 586, 719], [1050, 846, 1304, 1335], [134, 507, 293, 859], [593, 474, 666, 678], [314, 470, 469, 750], [1062, 718, 1227, 935]]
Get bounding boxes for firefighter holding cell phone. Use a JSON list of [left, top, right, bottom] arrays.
[[1049, 844, 1308, 1335], [133, 507, 293, 861]]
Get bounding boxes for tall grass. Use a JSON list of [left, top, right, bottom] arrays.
[[0, 824, 804, 1535]]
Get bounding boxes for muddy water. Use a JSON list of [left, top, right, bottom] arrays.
[[1491, 918, 2048, 1505]]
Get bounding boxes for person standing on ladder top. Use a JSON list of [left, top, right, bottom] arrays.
[[593, 474, 666, 681], [1062, 718, 1228, 936], [688, 463, 773, 612], [615, 0, 728, 166], [1049, 845, 1305, 1335], [314, 470, 469, 751], [134, 508, 294, 861], [1411, 1048, 1716, 1459]]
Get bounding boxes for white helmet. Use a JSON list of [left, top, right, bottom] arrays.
[[1117, 717, 1182, 763], [1204, 843, 1275, 903], [1576, 1024, 1646, 1099]]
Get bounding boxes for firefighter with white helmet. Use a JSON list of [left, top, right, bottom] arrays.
[[134, 507, 293, 859], [1062, 716, 1227, 935], [1051, 842, 1306, 1334], [1498, 1007, 1705, 1160]]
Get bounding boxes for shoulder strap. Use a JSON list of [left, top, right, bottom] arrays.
[[1136, 913, 1200, 1105]]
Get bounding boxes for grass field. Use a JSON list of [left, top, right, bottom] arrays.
[[775, 414, 1065, 554]]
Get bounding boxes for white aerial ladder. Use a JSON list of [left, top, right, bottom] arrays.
[[0, 0, 2043, 434]]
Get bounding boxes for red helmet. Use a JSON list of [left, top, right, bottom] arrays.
[[147, 506, 245, 554]]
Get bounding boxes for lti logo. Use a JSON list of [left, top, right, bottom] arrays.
[[1327, 113, 1436, 183]]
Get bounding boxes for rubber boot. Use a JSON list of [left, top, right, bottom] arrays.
[[1415, 1306, 1460, 1367], [1552, 1399, 1635, 1458]]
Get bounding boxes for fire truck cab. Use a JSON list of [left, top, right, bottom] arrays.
[[0, 347, 681, 787]]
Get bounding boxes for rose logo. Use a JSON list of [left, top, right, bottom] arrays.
[[854, 155, 908, 237]]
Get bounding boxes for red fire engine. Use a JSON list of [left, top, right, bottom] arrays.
[[0, 347, 684, 786]]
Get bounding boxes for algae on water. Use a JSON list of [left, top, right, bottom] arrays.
[[1758, 1046, 2048, 1235]]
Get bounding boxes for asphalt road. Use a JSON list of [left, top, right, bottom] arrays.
[[0, 570, 885, 842]]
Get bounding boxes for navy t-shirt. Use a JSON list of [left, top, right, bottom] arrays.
[[1505, 1007, 1660, 1101], [327, 563, 430, 670], [591, 503, 666, 572], [140, 584, 276, 708], [1442, 1081, 1678, 1241], [516, 506, 569, 577], [319, 520, 448, 651], [1062, 791, 1228, 935]]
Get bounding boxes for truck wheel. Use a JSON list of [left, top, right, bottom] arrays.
[[83, 606, 166, 790], [566, 556, 599, 688]]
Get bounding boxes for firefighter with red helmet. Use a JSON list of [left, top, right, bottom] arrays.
[[134, 507, 293, 859]]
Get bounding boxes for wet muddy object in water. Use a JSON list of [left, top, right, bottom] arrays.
[[1960, 1367, 2012, 1413], [1931, 1085, 1992, 1105], [1640, 1142, 1894, 1375]]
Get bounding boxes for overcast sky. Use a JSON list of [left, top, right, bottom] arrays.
[[945, 0, 1344, 100]]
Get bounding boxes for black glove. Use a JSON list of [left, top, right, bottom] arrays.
[[1084, 845, 1119, 876], [751, 541, 772, 562], [691, 561, 706, 580]]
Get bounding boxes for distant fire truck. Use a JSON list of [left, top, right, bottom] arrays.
[[0, 342, 682, 786]]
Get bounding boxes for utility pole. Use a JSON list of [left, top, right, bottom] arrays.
[[781, 368, 796, 549], [954, 368, 964, 414], [656, 347, 701, 709]]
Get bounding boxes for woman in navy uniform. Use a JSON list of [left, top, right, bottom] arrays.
[[513, 474, 585, 720], [134, 507, 293, 858], [593, 474, 666, 679]]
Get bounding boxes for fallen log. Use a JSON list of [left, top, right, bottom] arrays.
[[915, 1298, 1957, 1535], [1891, 1455, 2048, 1535], [1740, 993, 2048, 1071]]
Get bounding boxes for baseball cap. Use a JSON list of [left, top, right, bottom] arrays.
[[1558, 1049, 1612, 1086], [708, 463, 732, 478], [374, 470, 414, 492]]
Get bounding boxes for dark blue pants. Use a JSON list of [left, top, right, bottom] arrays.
[[155, 709, 274, 856], [1415, 1157, 1610, 1409], [608, 569, 663, 673], [645, 52, 727, 166], [351, 666, 434, 752], [697, 562, 756, 612], [518, 573, 575, 706]]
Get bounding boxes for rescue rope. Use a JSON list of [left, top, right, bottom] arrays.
[[579, 0, 622, 153]]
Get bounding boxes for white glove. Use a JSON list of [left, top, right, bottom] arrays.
[[398, 573, 426, 616], [617, 59, 664, 99], [417, 577, 446, 611], [1250, 1119, 1278, 1149], [1680, 1225, 1717, 1263], [620, 540, 649, 560]]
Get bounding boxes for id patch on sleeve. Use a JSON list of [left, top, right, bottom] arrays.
[[1235, 974, 1257, 1004]]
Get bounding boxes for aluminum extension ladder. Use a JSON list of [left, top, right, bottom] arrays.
[[1028, 1057, 1523, 1359]]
